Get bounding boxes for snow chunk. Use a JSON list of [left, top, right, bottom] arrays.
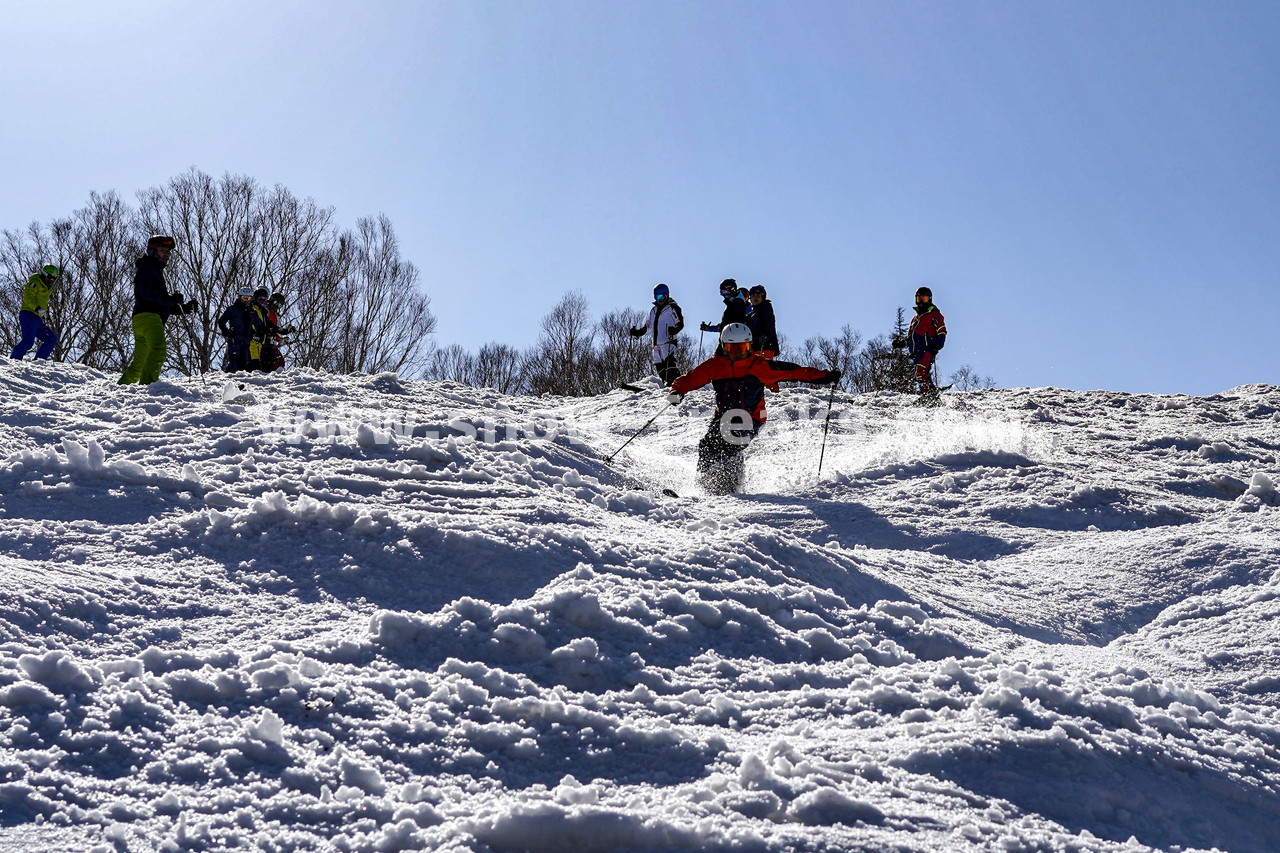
[[1247, 472, 1276, 499], [356, 422, 395, 448], [466, 802, 709, 853], [788, 787, 885, 826], [340, 754, 386, 795], [248, 709, 286, 745], [62, 438, 105, 472], [18, 650, 99, 691]]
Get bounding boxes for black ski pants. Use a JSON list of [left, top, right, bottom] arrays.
[[696, 413, 761, 494], [655, 353, 680, 386]]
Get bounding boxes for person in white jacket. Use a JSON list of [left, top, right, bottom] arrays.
[[629, 283, 685, 385]]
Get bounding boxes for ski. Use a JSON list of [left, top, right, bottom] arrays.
[[618, 383, 646, 392], [913, 384, 953, 407]]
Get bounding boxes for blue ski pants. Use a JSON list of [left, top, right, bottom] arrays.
[[11, 311, 57, 360]]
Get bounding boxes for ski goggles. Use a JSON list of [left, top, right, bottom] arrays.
[[723, 341, 751, 358], [915, 294, 931, 304]]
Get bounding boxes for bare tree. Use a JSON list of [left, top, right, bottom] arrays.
[[329, 215, 436, 375], [62, 192, 137, 369], [856, 309, 916, 393], [253, 183, 336, 296], [285, 232, 356, 372], [472, 342, 526, 394], [797, 324, 864, 392], [423, 343, 476, 384], [948, 364, 997, 390], [586, 307, 650, 393], [525, 291, 595, 396]]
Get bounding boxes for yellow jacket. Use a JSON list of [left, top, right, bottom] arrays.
[[249, 303, 267, 359], [20, 274, 53, 316]]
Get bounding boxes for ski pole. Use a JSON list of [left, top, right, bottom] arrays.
[[698, 328, 706, 362], [179, 311, 208, 387], [605, 400, 671, 464], [816, 379, 839, 478]]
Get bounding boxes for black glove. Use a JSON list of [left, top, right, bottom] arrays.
[[699, 322, 713, 332], [812, 369, 841, 385], [629, 327, 644, 338], [891, 337, 907, 350], [279, 326, 296, 335], [183, 299, 198, 314]]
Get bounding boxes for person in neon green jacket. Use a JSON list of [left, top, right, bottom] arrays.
[[10, 265, 61, 360]]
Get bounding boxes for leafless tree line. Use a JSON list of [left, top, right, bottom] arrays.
[[790, 311, 995, 393], [423, 291, 693, 396], [3, 169, 993, 393], [1, 168, 435, 377], [424, 292, 994, 397]]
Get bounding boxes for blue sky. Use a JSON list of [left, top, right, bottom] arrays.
[[3, 0, 1277, 394]]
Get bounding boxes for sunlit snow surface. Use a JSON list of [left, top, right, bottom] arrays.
[[1, 361, 1279, 852]]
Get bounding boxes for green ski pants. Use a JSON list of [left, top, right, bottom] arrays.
[[119, 313, 167, 385]]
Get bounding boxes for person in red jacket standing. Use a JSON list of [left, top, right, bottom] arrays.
[[668, 323, 840, 494], [893, 286, 947, 402], [259, 292, 295, 372]]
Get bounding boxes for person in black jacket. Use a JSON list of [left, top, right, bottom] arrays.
[[745, 284, 778, 358], [119, 235, 197, 384], [217, 286, 267, 372], [700, 279, 749, 335], [700, 278, 750, 356]]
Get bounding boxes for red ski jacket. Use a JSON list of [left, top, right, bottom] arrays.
[[671, 354, 828, 423], [907, 306, 947, 357]]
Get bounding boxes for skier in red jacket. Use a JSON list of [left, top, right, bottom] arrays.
[[893, 286, 947, 401], [668, 323, 840, 494]]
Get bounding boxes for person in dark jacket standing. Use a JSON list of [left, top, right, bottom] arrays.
[[629, 283, 685, 385], [700, 278, 749, 336], [700, 278, 750, 358], [217, 286, 266, 372], [745, 284, 778, 358], [893, 286, 947, 401], [119, 235, 197, 384]]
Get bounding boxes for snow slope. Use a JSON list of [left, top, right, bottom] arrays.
[[1, 359, 1278, 852]]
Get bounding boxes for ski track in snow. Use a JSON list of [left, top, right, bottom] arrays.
[[1, 360, 1279, 852]]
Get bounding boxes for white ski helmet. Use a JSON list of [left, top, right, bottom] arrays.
[[720, 323, 752, 345]]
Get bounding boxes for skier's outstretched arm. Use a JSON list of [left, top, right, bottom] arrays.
[[670, 358, 727, 397]]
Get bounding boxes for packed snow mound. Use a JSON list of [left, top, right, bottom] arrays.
[[1, 358, 1278, 852]]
